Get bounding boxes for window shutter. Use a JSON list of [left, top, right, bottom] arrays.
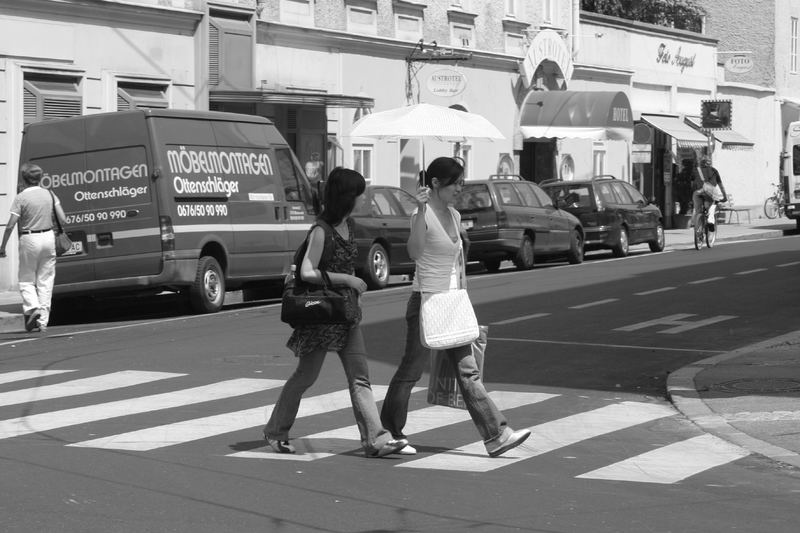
[[209, 23, 220, 86], [23, 86, 39, 126], [117, 93, 131, 111], [117, 83, 168, 110], [23, 76, 82, 125]]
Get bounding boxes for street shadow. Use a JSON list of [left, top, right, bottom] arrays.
[[363, 245, 800, 399]]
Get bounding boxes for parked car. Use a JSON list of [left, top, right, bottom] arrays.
[[351, 185, 417, 289], [454, 175, 584, 272], [540, 175, 665, 257]]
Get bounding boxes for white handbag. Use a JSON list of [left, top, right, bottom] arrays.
[[419, 240, 479, 350]]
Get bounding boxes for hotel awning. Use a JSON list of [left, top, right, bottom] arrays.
[[520, 90, 633, 141], [209, 89, 374, 108], [640, 114, 708, 148], [685, 116, 754, 151]]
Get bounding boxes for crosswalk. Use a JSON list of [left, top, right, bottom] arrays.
[[0, 369, 749, 484]]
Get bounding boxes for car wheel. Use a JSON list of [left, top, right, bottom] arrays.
[[482, 259, 501, 273], [611, 227, 629, 258], [189, 256, 225, 313], [513, 235, 535, 270], [649, 224, 665, 253], [363, 243, 389, 290], [566, 229, 584, 264]]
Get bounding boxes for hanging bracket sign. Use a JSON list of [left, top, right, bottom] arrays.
[[427, 69, 468, 97], [724, 55, 754, 74]]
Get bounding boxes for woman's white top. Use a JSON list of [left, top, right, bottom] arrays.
[[411, 206, 464, 293]]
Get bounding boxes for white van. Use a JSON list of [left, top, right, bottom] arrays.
[[19, 109, 317, 312]]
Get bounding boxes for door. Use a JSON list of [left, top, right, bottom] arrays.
[[533, 182, 571, 250]]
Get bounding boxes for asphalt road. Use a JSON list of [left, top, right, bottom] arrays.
[[1, 237, 799, 532]]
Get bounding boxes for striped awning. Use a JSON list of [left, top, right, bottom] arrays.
[[640, 114, 708, 148], [685, 116, 754, 150]]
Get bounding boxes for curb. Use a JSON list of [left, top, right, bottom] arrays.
[[666, 331, 800, 470], [0, 312, 23, 334]]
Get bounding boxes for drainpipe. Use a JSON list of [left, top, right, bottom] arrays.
[[572, 0, 580, 60]]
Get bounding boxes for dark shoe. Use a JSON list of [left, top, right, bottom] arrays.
[[266, 437, 296, 454], [707, 223, 715, 232], [487, 429, 531, 458], [366, 438, 408, 458], [24, 309, 41, 332]]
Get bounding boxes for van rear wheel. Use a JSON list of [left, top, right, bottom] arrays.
[[189, 256, 225, 313]]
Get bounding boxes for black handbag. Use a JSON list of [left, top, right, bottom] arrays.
[[49, 190, 73, 256], [280, 269, 358, 326], [280, 221, 359, 327]]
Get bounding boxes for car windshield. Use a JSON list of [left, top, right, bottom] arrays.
[[455, 184, 492, 210], [545, 184, 593, 208]]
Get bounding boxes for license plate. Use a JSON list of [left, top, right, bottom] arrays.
[[461, 219, 474, 230], [62, 240, 84, 256]]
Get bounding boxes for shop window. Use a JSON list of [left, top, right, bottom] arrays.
[[280, 0, 314, 26], [792, 17, 798, 73], [505, 32, 525, 56], [451, 23, 474, 48], [23, 74, 82, 126], [117, 82, 168, 110], [209, 13, 253, 90], [347, 4, 377, 36], [353, 145, 373, 183], [396, 13, 423, 41]]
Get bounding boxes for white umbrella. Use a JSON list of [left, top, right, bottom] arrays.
[[350, 103, 505, 142]]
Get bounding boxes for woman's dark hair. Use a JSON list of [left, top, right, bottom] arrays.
[[419, 157, 464, 188], [319, 167, 366, 225]]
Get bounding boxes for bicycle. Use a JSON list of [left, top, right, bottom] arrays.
[[694, 199, 717, 250], [763, 182, 786, 219]]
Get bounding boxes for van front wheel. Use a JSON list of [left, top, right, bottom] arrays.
[[189, 256, 225, 313]]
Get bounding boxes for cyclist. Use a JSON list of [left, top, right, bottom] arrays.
[[691, 156, 728, 231]]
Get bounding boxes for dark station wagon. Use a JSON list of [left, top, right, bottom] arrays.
[[540, 175, 665, 257], [454, 175, 585, 272]]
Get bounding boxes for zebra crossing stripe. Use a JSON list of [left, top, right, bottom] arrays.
[[72, 386, 386, 452], [0, 371, 183, 408], [0, 379, 282, 441], [0, 370, 76, 386], [576, 434, 750, 483], [398, 401, 676, 472], [231, 390, 556, 460], [227, 386, 391, 460]]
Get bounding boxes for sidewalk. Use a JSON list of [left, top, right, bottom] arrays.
[[1, 216, 799, 471]]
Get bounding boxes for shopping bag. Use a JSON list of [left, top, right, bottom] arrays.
[[54, 231, 74, 256], [427, 325, 488, 409]]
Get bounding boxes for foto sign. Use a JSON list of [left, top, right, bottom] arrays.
[[724, 55, 754, 74]]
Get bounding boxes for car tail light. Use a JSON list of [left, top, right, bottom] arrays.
[[160, 215, 175, 251], [496, 211, 508, 228]]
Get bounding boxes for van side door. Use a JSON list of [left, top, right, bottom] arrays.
[[209, 121, 285, 279]]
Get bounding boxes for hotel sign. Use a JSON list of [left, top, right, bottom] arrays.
[[427, 69, 467, 97], [520, 29, 574, 89]]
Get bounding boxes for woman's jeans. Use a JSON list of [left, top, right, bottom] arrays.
[[380, 292, 508, 445], [264, 324, 393, 454]]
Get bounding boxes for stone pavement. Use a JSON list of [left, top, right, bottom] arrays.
[[1, 216, 799, 472]]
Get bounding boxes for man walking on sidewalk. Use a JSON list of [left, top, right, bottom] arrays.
[[0, 163, 67, 332]]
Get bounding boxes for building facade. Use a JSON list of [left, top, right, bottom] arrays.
[[2, 0, 593, 291]]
